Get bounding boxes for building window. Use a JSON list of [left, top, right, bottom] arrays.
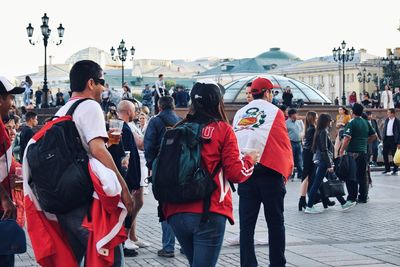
[[351, 74, 354, 82]]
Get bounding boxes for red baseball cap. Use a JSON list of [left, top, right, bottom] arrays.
[[250, 77, 274, 95]]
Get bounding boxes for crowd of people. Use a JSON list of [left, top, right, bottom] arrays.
[[0, 59, 399, 267], [334, 85, 400, 109]]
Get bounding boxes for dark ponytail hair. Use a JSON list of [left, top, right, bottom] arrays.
[[177, 82, 228, 126]]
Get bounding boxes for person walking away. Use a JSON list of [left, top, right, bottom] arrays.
[[381, 85, 394, 109], [154, 74, 167, 114], [334, 106, 351, 158], [163, 81, 256, 267], [366, 111, 381, 166], [117, 101, 151, 255], [233, 77, 294, 267], [304, 114, 346, 214], [286, 109, 304, 180], [298, 111, 317, 211], [144, 96, 180, 257], [23, 60, 133, 266], [18, 111, 37, 163], [382, 108, 400, 175], [0, 76, 25, 267], [339, 103, 376, 207]]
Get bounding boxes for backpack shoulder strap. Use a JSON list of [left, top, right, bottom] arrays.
[[66, 98, 91, 117]]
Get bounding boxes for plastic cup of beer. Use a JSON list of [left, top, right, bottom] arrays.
[[241, 148, 260, 162], [109, 119, 123, 145]]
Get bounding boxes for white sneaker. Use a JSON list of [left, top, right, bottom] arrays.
[[255, 238, 268, 245], [341, 201, 356, 211], [134, 239, 151, 248], [124, 239, 139, 250], [226, 235, 240, 245]]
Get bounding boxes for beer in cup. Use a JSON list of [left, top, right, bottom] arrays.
[[109, 119, 124, 145]]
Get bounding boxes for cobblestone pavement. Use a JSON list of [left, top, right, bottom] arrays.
[[16, 173, 400, 266]]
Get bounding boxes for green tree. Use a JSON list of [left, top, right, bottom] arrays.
[[383, 61, 400, 88], [165, 80, 176, 90]]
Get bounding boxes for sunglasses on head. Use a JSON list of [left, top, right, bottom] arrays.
[[93, 78, 105, 86]]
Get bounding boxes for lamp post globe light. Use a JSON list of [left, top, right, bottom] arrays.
[[110, 40, 135, 87], [26, 13, 64, 108], [357, 68, 372, 92], [332, 40, 355, 106]]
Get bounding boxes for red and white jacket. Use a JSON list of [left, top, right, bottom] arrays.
[[163, 121, 254, 224], [23, 117, 127, 267]]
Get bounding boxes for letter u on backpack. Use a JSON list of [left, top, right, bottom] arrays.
[[151, 122, 218, 204], [26, 99, 93, 214]]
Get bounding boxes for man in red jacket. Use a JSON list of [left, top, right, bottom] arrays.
[[233, 77, 293, 267], [0, 76, 25, 267]]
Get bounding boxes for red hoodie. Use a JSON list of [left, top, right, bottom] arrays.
[[163, 121, 254, 224]]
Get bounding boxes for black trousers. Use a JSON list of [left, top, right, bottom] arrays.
[[238, 168, 286, 267], [346, 153, 369, 202], [383, 136, 398, 172]]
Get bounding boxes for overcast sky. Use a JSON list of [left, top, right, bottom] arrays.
[[1, 0, 400, 77]]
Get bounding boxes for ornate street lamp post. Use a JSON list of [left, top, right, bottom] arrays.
[[332, 41, 355, 106], [110, 40, 135, 87], [26, 13, 64, 108], [357, 68, 372, 92]]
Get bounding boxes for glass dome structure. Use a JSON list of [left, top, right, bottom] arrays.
[[223, 75, 332, 104]]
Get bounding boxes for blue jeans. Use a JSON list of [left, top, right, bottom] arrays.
[[161, 221, 175, 252], [307, 161, 328, 208], [239, 170, 286, 267], [291, 141, 303, 179], [168, 213, 226, 267]]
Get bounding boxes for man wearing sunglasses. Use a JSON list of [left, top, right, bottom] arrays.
[[25, 60, 133, 266]]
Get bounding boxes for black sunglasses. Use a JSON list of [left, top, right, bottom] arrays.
[[93, 78, 105, 86]]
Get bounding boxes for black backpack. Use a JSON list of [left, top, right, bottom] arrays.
[[26, 99, 93, 214], [151, 122, 222, 222]]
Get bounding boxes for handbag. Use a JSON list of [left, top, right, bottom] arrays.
[[0, 219, 27, 255], [394, 149, 400, 166], [322, 173, 346, 198]]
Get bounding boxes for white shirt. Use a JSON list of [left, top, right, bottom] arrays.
[[155, 80, 165, 97], [387, 117, 395, 136], [55, 98, 108, 153]]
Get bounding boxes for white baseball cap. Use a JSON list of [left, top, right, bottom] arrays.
[[0, 76, 25, 95]]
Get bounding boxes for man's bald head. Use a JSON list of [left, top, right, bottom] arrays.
[[117, 100, 136, 122], [118, 100, 135, 113]]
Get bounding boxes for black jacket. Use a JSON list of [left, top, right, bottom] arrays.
[[370, 119, 381, 140], [303, 125, 315, 150], [383, 118, 400, 145], [313, 129, 334, 167]]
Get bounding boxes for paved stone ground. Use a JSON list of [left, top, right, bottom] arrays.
[[16, 173, 400, 266]]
